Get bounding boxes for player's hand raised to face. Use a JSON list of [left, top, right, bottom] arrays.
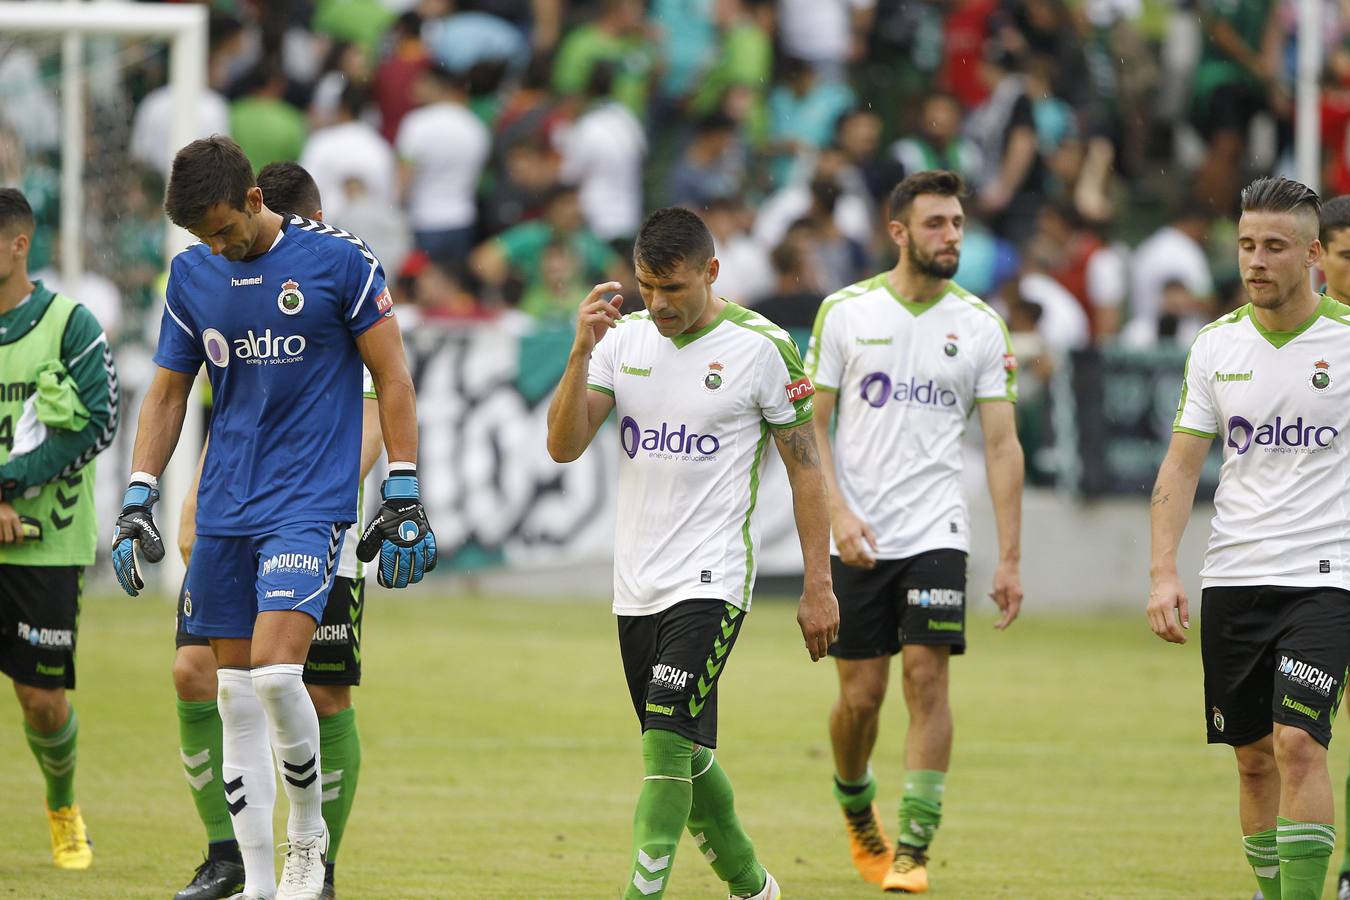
[[1146, 571, 1190, 644], [831, 506, 878, 570], [574, 282, 624, 354], [798, 583, 840, 662]]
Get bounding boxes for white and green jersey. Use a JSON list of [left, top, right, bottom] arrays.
[[805, 273, 1016, 558], [587, 301, 815, 616], [336, 366, 377, 580], [1174, 297, 1350, 589]]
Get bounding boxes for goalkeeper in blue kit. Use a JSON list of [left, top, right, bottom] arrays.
[[112, 136, 435, 900]]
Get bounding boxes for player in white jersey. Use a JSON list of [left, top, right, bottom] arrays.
[[547, 207, 838, 900], [1150, 177, 1350, 900], [806, 170, 1025, 893]]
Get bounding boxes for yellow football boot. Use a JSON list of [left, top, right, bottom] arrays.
[[844, 802, 894, 883], [881, 843, 928, 893], [47, 804, 93, 870]]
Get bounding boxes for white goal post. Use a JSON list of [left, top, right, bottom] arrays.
[[0, 2, 208, 586]]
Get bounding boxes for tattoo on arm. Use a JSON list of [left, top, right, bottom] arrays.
[[1151, 485, 1169, 507], [776, 423, 820, 468]]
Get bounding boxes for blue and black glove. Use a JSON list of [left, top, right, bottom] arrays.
[[111, 477, 164, 596], [356, 470, 437, 588]]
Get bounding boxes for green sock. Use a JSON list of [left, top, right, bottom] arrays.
[[833, 769, 877, 814], [898, 769, 945, 849], [1276, 817, 1334, 900], [1243, 828, 1281, 900], [25, 706, 78, 811], [624, 728, 694, 900], [319, 707, 361, 863], [1343, 769, 1350, 875], [687, 746, 765, 896], [177, 699, 234, 844]]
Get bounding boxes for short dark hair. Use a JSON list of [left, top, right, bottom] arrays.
[[634, 207, 715, 276], [1321, 195, 1350, 243], [165, 135, 255, 229], [887, 169, 966, 222], [256, 162, 322, 218], [0, 188, 35, 235], [1240, 176, 1321, 223]]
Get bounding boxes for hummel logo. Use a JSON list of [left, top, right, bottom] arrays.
[[282, 754, 318, 789], [224, 775, 247, 815], [856, 336, 893, 345], [230, 276, 263, 287]]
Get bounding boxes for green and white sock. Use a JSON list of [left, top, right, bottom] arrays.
[[1243, 828, 1280, 900], [898, 769, 944, 849], [26, 706, 78, 811], [687, 745, 765, 896], [833, 769, 877, 814], [1342, 769, 1350, 875], [177, 699, 235, 844], [624, 728, 693, 900], [1276, 817, 1334, 900], [319, 707, 361, 864]]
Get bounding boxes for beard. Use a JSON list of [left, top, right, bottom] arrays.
[[909, 245, 960, 280]]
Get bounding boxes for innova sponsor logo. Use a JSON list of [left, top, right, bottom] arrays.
[[620, 416, 721, 460], [1226, 415, 1338, 455], [1279, 655, 1337, 697], [859, 372, 958, 409]]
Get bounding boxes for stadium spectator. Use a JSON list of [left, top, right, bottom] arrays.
[[556, 63, 647, 244], [891, 91, 983, 185], [649, 0, 718, 104], [668, 114, 745, 208], [966, 48, 1045, 241], [414, 259, 497, 321], [371, 12, 432, 143], [338, 174, 413, 277], [455, 0, 564, 53], [753, 152, 873, 249], [1004, 253, 1092, 354], [833, 108, 901, 207], [311, 0, 395, 56], [1190, 0, 1286, 215], [228, 60, 308, 172], [423, 0, 528, 75], [551, 0, 658, 114], [396, 62, 491, 263], [766, 56, 856, 185], [754, 238, 822, 329], [1123, 205, 1217, 347], [300, 84, 397, 222], [688, 0, 775, 136], [776, 0, 876, 80], [802, 179, 871, 291], [938, 0, 999, 108], [702, 195, 774, 306], [130, 13, 243, 178], [1032, 202, 1128, 341], [470, 183, 625, 308], [307, 40, 372, 130]]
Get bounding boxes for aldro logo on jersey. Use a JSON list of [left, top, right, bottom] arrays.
[[1226, 415, 1339, 455], [202, 327, 308, 368], [1310, 359, 1332, 393], [859, 372, 958, 410], [620, 416, 721, 461]]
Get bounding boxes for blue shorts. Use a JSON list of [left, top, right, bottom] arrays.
[[182, 522, 346, 639]]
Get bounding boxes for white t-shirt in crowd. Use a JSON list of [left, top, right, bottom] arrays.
[[1175, 298, 1350, 589], [807, 273, 1016, 558], [1018, 272, 1090, 354], [130, 85, 231, 177], [714, 235, 775, 306], [300, 121, 397, 222], [587, 302, 815, 616], [777, 0, 876, 64], [1126, 225, 1213, 345], [395, 101, 490, 231], [557, 102, 647, 242]]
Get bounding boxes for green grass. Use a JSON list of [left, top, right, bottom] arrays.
[[1, 591, 1345, 898]]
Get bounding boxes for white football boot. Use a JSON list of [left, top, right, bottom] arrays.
[[275, 826, 328, 900]]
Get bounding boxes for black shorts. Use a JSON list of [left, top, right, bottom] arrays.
[[1202, 585, 1350, 748], [176, 574, 365, 687], [828, 549, 968, 659], [1195, 81, 1267, 140], [618, 599, 746, 749], [0, 565, 82, 689]]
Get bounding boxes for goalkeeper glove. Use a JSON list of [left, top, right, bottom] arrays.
[[356, 469, 437, 588], [111, 475, 164, 596]]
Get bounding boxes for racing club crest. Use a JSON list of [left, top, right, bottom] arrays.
[[1311, 359, 1332, 393], [278, 279, 305, 315], [704, 362, 725, 392]]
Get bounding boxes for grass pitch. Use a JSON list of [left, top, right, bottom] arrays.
[[0, 589, 1344, 898]]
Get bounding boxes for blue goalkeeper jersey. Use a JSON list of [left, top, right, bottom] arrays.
[[154, 214, 394, 536]]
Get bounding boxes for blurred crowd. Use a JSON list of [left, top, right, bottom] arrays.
[[2, 0, 1348, 378]]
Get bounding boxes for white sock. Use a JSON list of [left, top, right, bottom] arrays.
[[251, 663, 325, 840], [217, 667, 276, 898]]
